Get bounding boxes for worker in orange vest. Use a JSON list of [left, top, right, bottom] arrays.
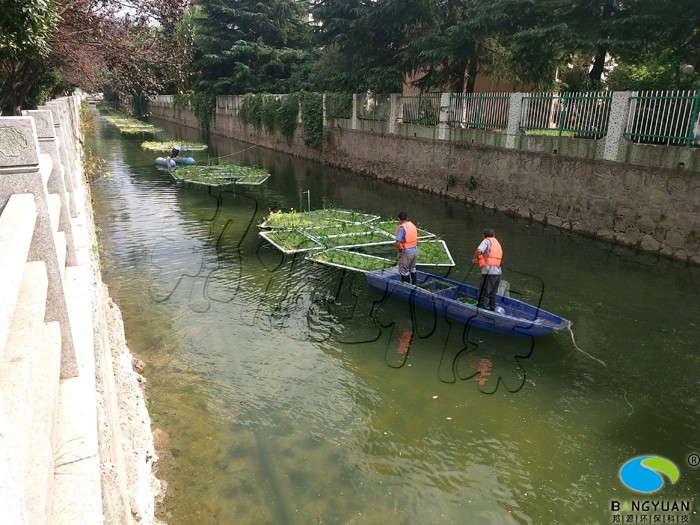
[[471, 228, 503, 310], [395, 211, 418, 284]]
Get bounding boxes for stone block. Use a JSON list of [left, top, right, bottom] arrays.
[[0, 118, 40, 171]]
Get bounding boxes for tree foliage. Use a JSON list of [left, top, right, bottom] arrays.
[[0, 0, 192, 115], [311, 0, 434, 93], [191, 0, 313, 96]]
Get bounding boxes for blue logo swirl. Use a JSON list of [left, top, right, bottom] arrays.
[[619, 455, 679, 493]]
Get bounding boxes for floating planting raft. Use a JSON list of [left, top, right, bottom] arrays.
[[141, 140, 208, 151], [259, 208, 455, 272], [169, 164, 271, 186], [104, 116, 162, 136]]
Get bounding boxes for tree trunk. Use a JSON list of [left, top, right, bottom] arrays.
[[589, 46, 607, 83], [589, 0, 614, 83], [464, 59, 478, 94], [0, 60, 43, 115]]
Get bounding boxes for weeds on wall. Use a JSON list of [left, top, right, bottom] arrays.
[[175, 92, 216, 132], [325, 93, 353, 120], [80, 100, 110, 184], [278, 93, 300, 141], [239, 93, 264, 128], [299, 92, 326, 149], [237, 92, 326, 149], [261, 96, 281, 135]]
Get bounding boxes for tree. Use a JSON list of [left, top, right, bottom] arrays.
[[311, 0, 434, 93], [0, 0, 59, 114], [192, 0, 313, 96], [490, 0, 700, 90], [0, 0, 191, 115], [406, 0, 507, 94]]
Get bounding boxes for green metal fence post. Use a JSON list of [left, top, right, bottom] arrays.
[[559, 92, 570, 137]]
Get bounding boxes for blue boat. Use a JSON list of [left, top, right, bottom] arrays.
[[155, 156, 196, 168], [366, 268, 572, 338]]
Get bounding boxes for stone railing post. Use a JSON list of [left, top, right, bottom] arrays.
[[604, 91, 635, 162], [389, 94, 399, 135], [438, 93, 450, 141], [22, 110, 78, 267], [351, 94, 359, 131], [506, 93, 525, 149], [322, 93, 327, 129], [0, 117, 78, 378], [40, 102, 78, 211]]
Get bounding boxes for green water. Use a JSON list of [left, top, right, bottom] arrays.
[[89, 115, 700, 524]]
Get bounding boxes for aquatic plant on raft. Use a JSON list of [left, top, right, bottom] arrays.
[[141, 140, 208, 151], [105, 116, 161, 135], [258, 208, 455, 271], [170, 164, 271, 186]]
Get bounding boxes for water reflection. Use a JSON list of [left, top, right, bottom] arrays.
[[89, 114, 700, 525]]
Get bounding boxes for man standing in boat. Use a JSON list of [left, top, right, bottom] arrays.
[[471, 228, 503, 310], [395, 211, 418, 284]]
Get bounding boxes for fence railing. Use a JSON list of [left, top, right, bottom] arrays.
[[325, 93, 353, 120], [357, 93, 390, 121], [448, 92, 510, 130], [398, 94, 442, 125], [203, 89, 700, 149], [521, 91, 612, 139], [625, 90, 700, 147]]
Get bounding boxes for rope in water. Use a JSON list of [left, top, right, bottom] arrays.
[[567, 326, 638, 414], [215, 144, 258, 160], [567, 325, 606, 367]]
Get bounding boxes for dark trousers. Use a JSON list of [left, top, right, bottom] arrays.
[[478, 274, 500, 310]]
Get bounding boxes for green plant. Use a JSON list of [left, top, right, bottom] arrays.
[[239, 93, 264, 128], [468, 176, 477, 190], [278, 93, 300, 141], [173, 92, 193, 109], [173, 164, 270, 185], [83, 148, 110, 184], [446, 174, 456, 189], [261, 95, 281, 135], [300, 92, 327, 149], [325, 92, 353, 119], [192, 92, 216, 133]]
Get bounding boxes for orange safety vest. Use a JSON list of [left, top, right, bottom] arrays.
[[478, 237, 503, 267], [395, 221, 418, 250]]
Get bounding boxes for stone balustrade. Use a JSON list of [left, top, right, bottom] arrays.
[[0, 97, 160, 524]]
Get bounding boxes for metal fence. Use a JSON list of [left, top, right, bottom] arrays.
[[521, 91, 612, 138], [325, 93, 353, 120], [447, 92, 510, 130], [204, 89, 700, 148], [625, 90, 700, 147], [357, 92, 390, 121], [397, 94, 442, 125]]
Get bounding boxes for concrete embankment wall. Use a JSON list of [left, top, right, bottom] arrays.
[[150, 97, 700, 265], [0, 97, 162, 524]]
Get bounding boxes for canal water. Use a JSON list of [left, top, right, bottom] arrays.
[[88, 114, 700, 524]]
